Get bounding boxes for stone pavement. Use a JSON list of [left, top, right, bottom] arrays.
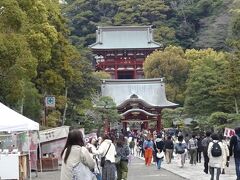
[[33, 157, 185, 180], [138, 155, 237, 180], [128, 157, 185, 180], [30, 156, 237, 180]]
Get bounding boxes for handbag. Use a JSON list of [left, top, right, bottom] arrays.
[[156, 151, 164, 159], [72, 162, 97, 180], [100, 144, 111, 167]]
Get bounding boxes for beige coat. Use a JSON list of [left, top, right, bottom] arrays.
[[60, 145, 95, 180], [208, 141, 227, 169]]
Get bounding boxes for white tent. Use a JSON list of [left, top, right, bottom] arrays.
[[0, 102, 39, 131], [0, 102, 40, 179]]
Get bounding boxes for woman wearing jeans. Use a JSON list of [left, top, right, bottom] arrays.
[[154, 134, 165, 169]]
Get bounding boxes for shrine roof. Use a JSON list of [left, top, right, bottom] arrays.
[[101, 78, 178, 107], [89, 26, 162, 50]]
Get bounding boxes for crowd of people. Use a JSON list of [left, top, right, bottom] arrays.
[[134, 127, 240, 180], [59, 127, 240, 180]]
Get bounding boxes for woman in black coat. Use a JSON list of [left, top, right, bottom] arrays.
[[154, 134, 165, 169]]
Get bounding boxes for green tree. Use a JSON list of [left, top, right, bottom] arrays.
[[162, 107, 185, 128], [144, 46, 189, 104], [184, 49, 229, 116]]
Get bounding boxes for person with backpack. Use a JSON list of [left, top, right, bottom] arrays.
[[208, 133, 226, 180], [188, 134, 198, 165], [230, 127, 240, 180], [202, 131, 212, 174], [174, 135, 187, 168]]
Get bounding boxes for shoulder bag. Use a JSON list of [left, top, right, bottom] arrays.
[[100, 144, 111, 167]]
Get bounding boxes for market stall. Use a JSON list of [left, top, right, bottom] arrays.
[[0, 102, 39, 180]]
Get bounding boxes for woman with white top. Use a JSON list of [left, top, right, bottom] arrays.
[[208, 133, 226, 180], [60, 129, 95, 180], [92, 134, 117, 180]]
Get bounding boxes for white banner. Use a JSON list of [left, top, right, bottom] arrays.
[[224, 128, 235, 137]]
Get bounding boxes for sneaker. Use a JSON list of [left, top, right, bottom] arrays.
[[204, 169, 208, 174]]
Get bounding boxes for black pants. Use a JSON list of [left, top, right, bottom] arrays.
[[209, 167, 221, 180], [197, 150, 202, 163], [203, 150, 209, 173]]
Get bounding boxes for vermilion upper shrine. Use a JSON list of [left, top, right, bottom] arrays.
[[90, 26, 177, 132]]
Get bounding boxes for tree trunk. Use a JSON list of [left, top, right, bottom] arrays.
[[234, 96, 239, 114], [62, 87, 68, 125]]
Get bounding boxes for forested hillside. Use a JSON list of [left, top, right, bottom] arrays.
[[1, 0, 240, 133], [0, 0, 101, 129], [62, 0, 234, 50]]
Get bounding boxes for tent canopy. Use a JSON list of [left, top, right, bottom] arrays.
[[0, 102, 39, 132]]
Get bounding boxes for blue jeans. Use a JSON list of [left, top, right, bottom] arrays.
[[157, 159, 162, 169], [235, 158, 240, 179], [95, 173, 102, 180]]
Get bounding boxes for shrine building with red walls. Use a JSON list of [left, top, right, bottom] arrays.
[[89, 26, 162, 79], [90, 26, 177, 132]]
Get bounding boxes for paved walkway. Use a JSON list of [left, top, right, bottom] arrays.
[[138, 155, 237, 180], [34, 157, 185, 180], [128, 158, 185, 180], [31, 156, 237, 180]]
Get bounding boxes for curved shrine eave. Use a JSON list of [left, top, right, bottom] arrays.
[[117, 98, 178, 110], [120, 108, 157, 117], [117, 98, 177, 110]]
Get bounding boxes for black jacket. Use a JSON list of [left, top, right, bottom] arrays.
[[164, 139, 174, 149], [230, 135, 240, 158], [154, 138, 165, 152]]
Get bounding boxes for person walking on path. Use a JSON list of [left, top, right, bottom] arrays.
[[116, 135, 130, 180], [219, 134, 229, 174], [129, 138, 135, 155], [60, 129, 95, 180], [197, 135, 203, 163], [154, 134, 165, 169], [164, 135, 174, 164], [230, 127, 240, 180], [208, 133, 226, 180], [92, 134, 117, 180], [184, 134, 190, 160], [188, 134, 198, 165], [202, 131, 212, 174], [174, 135, 187, 168], [143, 134, 154, 166]]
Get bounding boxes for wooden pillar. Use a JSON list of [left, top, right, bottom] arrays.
[[157, 113, 162, 133], [114, 51, 118, 79], [122, 122, 127, 132], [134, 60, 137, 79], [143, 121, 148, 130]]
